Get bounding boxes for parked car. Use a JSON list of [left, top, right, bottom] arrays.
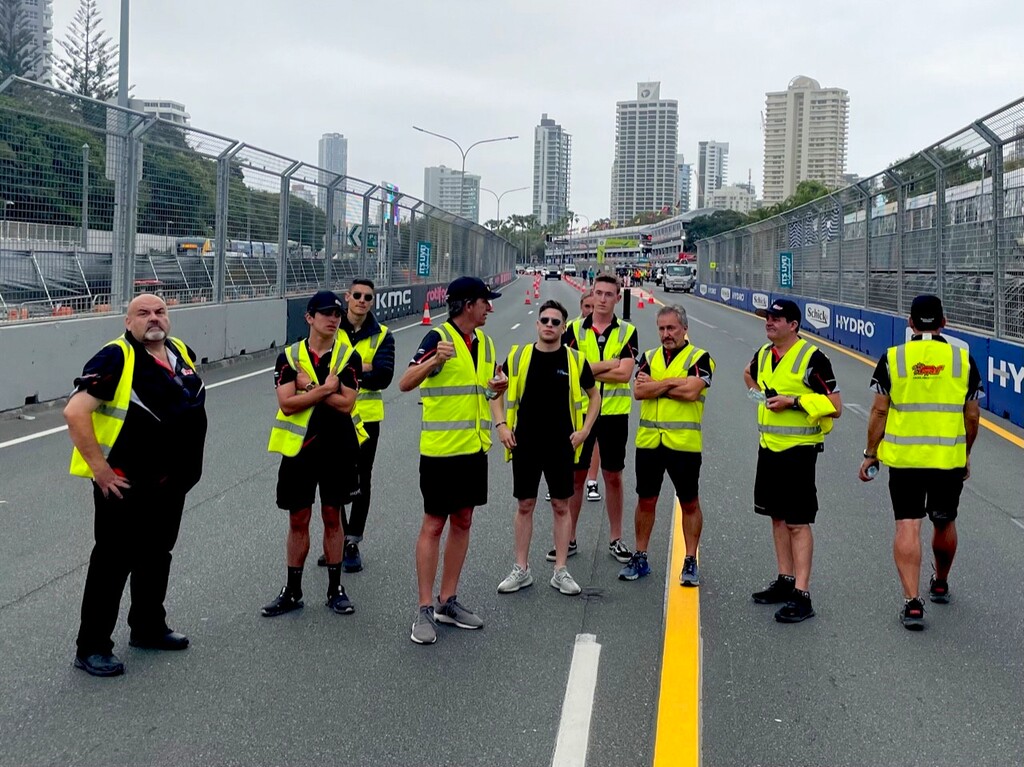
[[662, 264, 696, 293], [544, 267, 560, 280]]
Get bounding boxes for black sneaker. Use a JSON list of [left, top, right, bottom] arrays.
[[901, 597, 926, 630], [752, 576, 796, 604], [342, 542, 363, 573], [260, 587, 303, 617], [928, 576, 950, 604], [774, 589, 815, 623], [546, 539, 578, 562], [316, 555, 327, 567], [326, 587, 354, 615]]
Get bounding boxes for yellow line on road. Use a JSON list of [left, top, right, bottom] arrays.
[[652, 500, 701, 767], [689, 294, 1024, 450]]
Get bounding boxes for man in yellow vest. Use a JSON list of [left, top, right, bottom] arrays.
[[314, 277, 395, 573], [64, 294, 207, 677], [619, 305, 714, 585], [743, 299, 842, 623], [858, 295, 982, 630], [262, 290, 363, 619], [491, 300, 601, 597], [563, 274, 639, 565], [399, 276, 505, 645]]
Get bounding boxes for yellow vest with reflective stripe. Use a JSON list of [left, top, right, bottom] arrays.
[[267, 340, 369, 457], [70, 336, 195, 478], [419, 324, 495, 457], [341, 325, 389, 423], [636, 344, 713, 452], [578, 319, 635, 416], [878, 340, 968, 469], [755, 338, 827, 451], [504, 344, 585, 463]]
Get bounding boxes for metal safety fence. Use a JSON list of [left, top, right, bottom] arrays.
[[697, 96, 1024, 343], [0, 77, 518, 323]]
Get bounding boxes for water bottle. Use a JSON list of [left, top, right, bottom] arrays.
[[747, 387, 766, 403], [866, 462, 879, 479], [485, 368, 506, 400]]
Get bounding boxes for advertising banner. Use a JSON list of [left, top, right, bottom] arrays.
[[986, 338, 1024, 424]]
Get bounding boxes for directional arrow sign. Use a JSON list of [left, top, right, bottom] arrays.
[[347, 224, 362, 248]]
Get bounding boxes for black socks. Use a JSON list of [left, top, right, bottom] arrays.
[[286, 566, 303, 597]]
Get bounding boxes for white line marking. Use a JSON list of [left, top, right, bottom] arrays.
[[528, 310, 534, 315], [689, 316, 717, 329], [845, 403, 868, 419], [0, 307, 451, 451], [511, 323, 521, 330], [551, 633, 601, 767], [1012, 518, 1024, 532]]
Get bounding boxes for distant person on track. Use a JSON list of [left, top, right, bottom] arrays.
[[858, 295, 982, 630], [261, 290, 365, 620], [620, 305, 714, 585], [743, 299, 841, 624], [492, 300, 601, 597], [563, 274, 639, 567], [65, 294, 208, 677], [315, 278, 395, 573], [399, 277, 505, 645]]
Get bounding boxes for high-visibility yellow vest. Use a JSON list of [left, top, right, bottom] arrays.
[[636, 344, 714, 453], [419, 324, 495, 457], [267, 339, 369, 457], [341, 325, 389, 423], [504, 344, 585, 462], [878, 340, 969, 469], [70, 336, 195, 478], [755, 338, 830, 451], [578, 319, 635, 416]]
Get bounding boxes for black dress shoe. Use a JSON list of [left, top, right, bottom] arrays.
[[74, 653, 125, 677], [129, 630, 190, 651], [317, 554, 327, 567]]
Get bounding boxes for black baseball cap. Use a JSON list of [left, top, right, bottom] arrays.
[[306, 290, 343, 314], [910, 294, 944, 330], [756, 298, 800, 323], [447, 276, 501, 302]]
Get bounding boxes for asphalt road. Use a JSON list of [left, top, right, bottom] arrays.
[[1, 277, 1022, 767]]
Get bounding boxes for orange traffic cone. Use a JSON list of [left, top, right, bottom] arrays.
[[637, 295, 645, 309], [420, 302, 431, 325], [648, 294, 654, 304]]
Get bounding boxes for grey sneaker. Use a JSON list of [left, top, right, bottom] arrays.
[[680, 556, 700, 587], [608, 538, 632, 564], [410, 605, 437, 645], [550, 567, 582, 595], [586, 481, 601, 502], [497, 564, 533, 594], [434, 595, 484, 630]]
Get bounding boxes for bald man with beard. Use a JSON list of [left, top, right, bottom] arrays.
[[65, 294, 208, 676]]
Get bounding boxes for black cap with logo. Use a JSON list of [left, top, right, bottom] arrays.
[[910, 294, 944, 331], [755, 298, 800, 323], [306, 290, 343, 314], [446, 276, 502, 302]]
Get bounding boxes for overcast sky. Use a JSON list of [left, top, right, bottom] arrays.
[[52, 0, 1024, 224]]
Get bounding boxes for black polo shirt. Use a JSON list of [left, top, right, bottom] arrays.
[[74, 331, 208, 489], [563, 314, 639, 361]]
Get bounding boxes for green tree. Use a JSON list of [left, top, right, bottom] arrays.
[[0, 0, 44, 81], [685, 210, 750, 250], [749, 180, 833, 220], [56, 0, 119, 103]]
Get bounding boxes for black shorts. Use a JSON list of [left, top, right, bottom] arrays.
[[512, 439, 575, 501], [575, 414, 629, 472], [635, 447, 702, 503], [276, 438, 357, 512], [753, 445, 819, 525], [420, 451, 488, 517], [888, 467, 965, 522]]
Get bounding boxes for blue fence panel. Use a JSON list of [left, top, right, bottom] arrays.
[[986, 338, 1024, 424], [856, 309, 898, 360]]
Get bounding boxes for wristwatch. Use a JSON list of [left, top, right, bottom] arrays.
[[862, 449, 876, 459], [304, 382, 316, 392]]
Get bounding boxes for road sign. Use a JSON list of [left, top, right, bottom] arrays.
[[347, 224, 362, 248], [416, 241, 432, 277], [709, 261, 717, 269], [366, 232, 378, 249], [779, 251, 794, 288]]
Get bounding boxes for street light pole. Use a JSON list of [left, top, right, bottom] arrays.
[[1, 200, 12, 244], [412, 126, 518, 220], [480, 186, 528, 224]]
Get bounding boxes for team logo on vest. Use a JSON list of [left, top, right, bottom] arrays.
[[805, 303, 831, 330], [912, 362, 945, 377]]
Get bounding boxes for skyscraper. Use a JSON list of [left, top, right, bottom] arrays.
[[424, 166, 481, 223], [676, 154, 692, 213], [697, 141, 729, 209], [16, 0, 53, 84], [762, 76, 849, 205], [610, 82, 678, 223], [318, 133, 348, 238], [532, 113, 571, 226]]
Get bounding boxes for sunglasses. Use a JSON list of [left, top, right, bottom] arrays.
[[538, 316, 563, 326], [350, 291, 374, 301], [316, 308, 343, 318]]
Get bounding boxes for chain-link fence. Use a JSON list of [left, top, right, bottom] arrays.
[[0, 78, 518, 323], [697, 96, 1024, 343]]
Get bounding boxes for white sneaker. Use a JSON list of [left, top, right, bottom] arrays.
[[586, 481, 601, 502], [550, 567, 582, 595], [497, 564, 533, 593]]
